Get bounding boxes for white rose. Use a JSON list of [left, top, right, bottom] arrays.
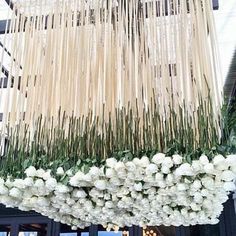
[[175, 163, 194, 176], [152, 153, 165, 164], [25, 166, 37, 177], [114, 162, 126, 172], [13, 179, 26, 189], [126, 161, 136, 172], [192, 180, 202, 190], [105, 168, 116, 178], [177, 183, 188, 191], [199, 155, 209, 165], [56, 167, 65, 176], [94, 180, 107, 190], [223, 182, 236, 191], [161, 166, 170, 174], [192, 160, 202, 173], [55, 184, 70, 193], [69, 175, 79, 187], [9, 187, 22, 198], [106, 158, 117, 168], [24, 177, 34, 187], [155, 173, 163, 181], [0, 184, 8, 195], [134, 183, 142, 191], [201, 177, 214, 190], [193, 192, 203, 203], [166, 174, 174, 184], [36, 169, 45, 178], [162, 157, 173, 168], [45, 178, 57, 190], [83, 173, 92, 182], [34, 179, 44, 188], [0, 178, 4, 185], [213, 155, 225, 165], [226, 155, 236, 165], [172, 154, 183, 165], [139, 156, 150, 167], [221, 170, 236, 182], [204, 163, 215, 174], [66, 169, 73, 177], [231, 165, 236, 174], [42, 170, 51, 180], [73, 189, 87, 198], [89, 166, 101, 177], [146, 164, 158, 174]]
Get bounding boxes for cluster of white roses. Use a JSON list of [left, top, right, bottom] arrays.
[[0, 153, 236, 230]]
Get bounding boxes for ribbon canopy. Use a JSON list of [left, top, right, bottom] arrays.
[[0, 0, 222, 172]]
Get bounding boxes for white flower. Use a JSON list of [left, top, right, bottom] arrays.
[[56, 167, 65, 176], [199, 155, 209, 165], [37, 169, 46, 178], [192, 160, 202, 173], [139, 156, 150, 167], [106, 158, 117, 168], [134, 183, 142, 191], [25, 166, 37, 177], [175, 163, 194, 176], [94, 180, 107, 190], [45, 178, 57, 190], [223, 182, 236, 191], [66, 169, 73, 177], [213, 155, 225, 165], [221, 170, 236, 182], [114, 162, 126, 172], [155, 173, 164, 182], [226, 155, 236, 165], [231, 165, 236, 174], [69, 176, 80, 187], [173, 155, 183, 165], [162, 157, 174, 169], [177, 183, 188, 191], [89, 166, 101, 177], [201, 177, 214, 190], [146, 164, 158, 174], [13, 179, 26, 189], [125, 162, 136, 172], [34, 179, 45, 188], [55, 184, 70, 193], [9, 187, 22, 198], [161, 166, 170, 174], [73, 189, 87, 198], [42, 170, 51, 180], [0, 184, 8, 195], [105, 168, 116, 178], [152, 153, 165, 164], [193, 192, 203, 203], [192, 180, 202, 190], [204, 163, 215, 174], [24, 177, 34, 187]]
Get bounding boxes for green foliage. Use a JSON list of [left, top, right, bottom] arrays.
[[1, 97, 234, 178]]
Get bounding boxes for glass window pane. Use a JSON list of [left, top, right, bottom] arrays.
[[0, 225, 11, 236], [98, 225, 129, 236], [18, 224, 47, 236], [98, 233, 123, 236], [60, 224, 89, 236]]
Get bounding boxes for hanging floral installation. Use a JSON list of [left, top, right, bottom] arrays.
[[0, 0, 235, 230]]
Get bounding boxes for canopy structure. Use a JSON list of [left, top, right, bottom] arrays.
[[0, 0, 234, 230], [0, 0, 222, 158]]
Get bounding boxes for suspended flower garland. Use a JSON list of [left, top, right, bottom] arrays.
[[0, 0, 234, 229], [0, 154, 236, 229]]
